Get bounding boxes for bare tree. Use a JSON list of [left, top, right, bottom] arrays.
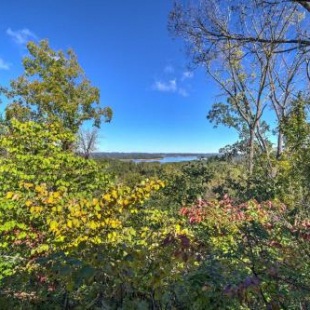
[[169, 0, 308, 167], [169, 0, 310, 56], [77, 128, 99, 159], [205, 39, 271, 173], [267, 51, 306, 157]]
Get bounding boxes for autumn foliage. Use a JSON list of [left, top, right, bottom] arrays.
[[1, 41, 310, 309]]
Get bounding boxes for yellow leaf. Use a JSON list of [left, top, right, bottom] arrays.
[[92, 236, 102, 244], [6, 192, 14, 199], [141, 232, 147, 238], [88, 221, 97, 230], [49, 220, 59, 232], [111, 190, 118, 199], [35, 185, 43, 193], [72, 218, 80, 228], [55, 235, 65, 242], [74, 210, 82, 217], [103, 193, 111, 201], [25, 200, 32, 207], [110, 220, 121, 229], [47, 196, 54, 204], [107, 231, 118, 242], [67, 220, 73, 228], [53, 192, 60, 199]]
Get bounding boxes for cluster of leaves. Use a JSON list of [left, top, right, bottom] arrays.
[[0, 41, 198, 309], [156, 161, 214, 207], [99, 154, 310, 308], [0, 119, 199, 308], [2, 40, 112, 140], [0, 120, 110, 194], [178, 196, 310, 309], [2, 120, 310, 309]]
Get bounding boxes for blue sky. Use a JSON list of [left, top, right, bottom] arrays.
[[0, 0, 240, 153]]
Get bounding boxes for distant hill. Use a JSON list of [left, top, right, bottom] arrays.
[[91, 152, 219, 160]]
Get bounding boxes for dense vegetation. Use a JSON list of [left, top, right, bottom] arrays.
[[1, 1, 310, 307]]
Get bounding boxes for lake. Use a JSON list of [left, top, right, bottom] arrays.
[[132, 156, 199, 163]]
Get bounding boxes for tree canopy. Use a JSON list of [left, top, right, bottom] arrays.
[[169, 0, 309, 170], [1, 40, 112, 150]]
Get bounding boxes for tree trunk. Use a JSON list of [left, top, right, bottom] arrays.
[[62, 139, 74, 152], [277, 131, 284, 159], [249, 129, 255, 175]]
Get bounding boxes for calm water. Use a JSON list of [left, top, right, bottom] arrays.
[[133, 156, 199, 163]]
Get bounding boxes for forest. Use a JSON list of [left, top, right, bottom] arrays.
[[1, 0, 310, 309]]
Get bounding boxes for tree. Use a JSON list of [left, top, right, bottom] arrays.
[[281, 93, 310, 150], [206, 45, 269, 173], [0, 120, 111, 194], [1, 40, 112, 150], [0, 120, 173, 308], [77, 128, 99, 159], [279, 94, 310, 200], [169, 0, 307, 167], [169, 0, 310, 55]]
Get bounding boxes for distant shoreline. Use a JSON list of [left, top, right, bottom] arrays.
[[120, 158, 163, 162], [92, 152, 218, 160]]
